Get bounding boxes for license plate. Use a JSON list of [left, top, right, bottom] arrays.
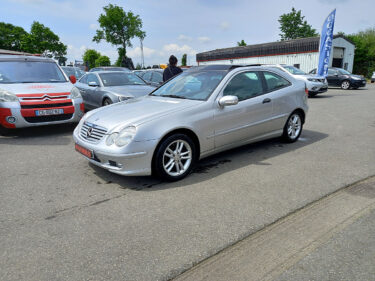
[[35, 108, 64, 116], [75, 143, 93, 159]]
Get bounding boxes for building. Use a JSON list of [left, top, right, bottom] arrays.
[[196, 35, 355, 73]]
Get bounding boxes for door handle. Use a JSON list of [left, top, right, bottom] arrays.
[[262, 98, 271, 104]]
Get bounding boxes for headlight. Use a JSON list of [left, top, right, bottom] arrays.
[[351, 76, 361, 80], [118, 96, 132, 102], [307, 78, 319, 82], [105, 126, 136, 147], [115, 126, 136, 147], [70, 87, 82, 99], [105, 132, 119, 146], [0, 89, 18, 102]]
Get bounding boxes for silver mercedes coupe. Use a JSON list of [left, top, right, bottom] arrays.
[[73, 65, 308, 181]]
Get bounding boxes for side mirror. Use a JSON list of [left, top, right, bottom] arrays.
[[69, 75, 76, 84], [88, 81, 99, 87], [218, 95, 238, 107]]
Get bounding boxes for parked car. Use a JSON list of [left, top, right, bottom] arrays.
[[271, 65, 328, 97], [73, 65, 308, 181], [0, 55, 84, 134], [310, 67, 366, 89], [61, 66, 85, 80], [135, 69, 164, 87], [74, 71, 155, 110], [89, 67, 131, 72], [371, 71, 375, 83]]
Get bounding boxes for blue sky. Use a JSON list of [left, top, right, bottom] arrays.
[[2, 0, 374, 66]]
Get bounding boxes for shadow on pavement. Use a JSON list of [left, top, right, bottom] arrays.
[[91, 129, 329, 191], [0, 123, 77, 145]]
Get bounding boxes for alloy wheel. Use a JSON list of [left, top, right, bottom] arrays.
[[162, 140, 192, 177], [341, 80, 350, 90], [287, 114, 302, 140]]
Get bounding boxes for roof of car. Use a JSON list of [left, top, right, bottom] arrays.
[[89, 71, 136, 75], [0, 55, 55, 62]]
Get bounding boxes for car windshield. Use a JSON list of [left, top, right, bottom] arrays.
[[62, 67, 85, 79], [338, 69, 351, 75], [283, 65, 306, 75], [150, 71, 225, 101], [0, 61, 67, 83], [99, 72, 146, 86]]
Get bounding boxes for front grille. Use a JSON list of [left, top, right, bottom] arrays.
[[21, 102, 73, 109], [19, 95, 69, 101], [24, 114, 73, 123], [80, 122, 107, 142]]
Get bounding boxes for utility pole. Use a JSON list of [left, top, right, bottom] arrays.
[[140, 38, 145, 69]]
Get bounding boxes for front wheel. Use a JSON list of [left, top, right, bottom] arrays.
[[103, 98, 113, 106], [153, 134, 196, 181], [282, 112, 303, 143], [341, 80, 350, 90]]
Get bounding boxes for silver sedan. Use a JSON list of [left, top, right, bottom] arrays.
[[75, 71, 155, 110], [73, 65, 308, 181]]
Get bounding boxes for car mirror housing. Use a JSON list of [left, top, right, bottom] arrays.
[[218, 95, 238, 107]]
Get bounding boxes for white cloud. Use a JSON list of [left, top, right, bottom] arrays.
[[219, 21, 230, 30], [178, 34, 192, 42], [162, 43, 197, 56], [127, 46, 157, 58], [197, 36, 211, 43]]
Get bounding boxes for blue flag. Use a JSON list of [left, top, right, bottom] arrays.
[[317, 9, 336, 77]]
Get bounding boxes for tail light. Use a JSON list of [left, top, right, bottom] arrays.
[[305, 83, 309, 95]]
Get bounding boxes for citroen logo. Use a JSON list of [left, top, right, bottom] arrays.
[[86, 127, 93, 138]]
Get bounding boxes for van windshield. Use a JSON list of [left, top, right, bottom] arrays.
[[0, 61, 67, 84]]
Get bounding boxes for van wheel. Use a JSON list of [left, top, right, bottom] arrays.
[[153, 134, 196, 181], [282, 112, 303, 143]]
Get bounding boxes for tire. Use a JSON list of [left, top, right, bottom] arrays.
[[341, 80, 350, 90], [282, 112, 303, 143], [0, 125, 11, 136], [308, 92, 317, 98], [153, 134, 196, 181], [103, 98, 112, 106]]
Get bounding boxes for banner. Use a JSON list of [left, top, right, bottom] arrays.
[[317, 9, 336, 77]]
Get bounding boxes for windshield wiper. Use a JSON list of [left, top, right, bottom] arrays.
[[159, 94, 186, 99]]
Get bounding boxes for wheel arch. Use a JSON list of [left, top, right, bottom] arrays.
[[292, 108, 306, 124]]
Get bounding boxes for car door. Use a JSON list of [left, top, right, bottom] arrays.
[[75, 74, 92, 107], [86, 73, 102, 108], [213, 71, 273, 149], [326, 69, 340, 86]]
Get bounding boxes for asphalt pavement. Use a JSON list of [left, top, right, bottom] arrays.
[[1, 85, 375, 281]]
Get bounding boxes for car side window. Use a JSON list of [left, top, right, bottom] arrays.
[[327, 69, 336, 75], [263, 72, 291, 92], [151, 72, 163, 83], [223, 71, 264, 102], [310, 69, 316, 74], [87, 74, 100, 85], [143, 72, 152, 82], [79, 74, 88, 84]]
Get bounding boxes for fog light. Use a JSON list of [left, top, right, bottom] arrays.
[[6, 116, 16, 124], [312, 87, 317, 90]]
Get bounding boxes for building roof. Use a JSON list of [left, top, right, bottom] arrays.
[[0, 49, 41, 56], [196, 35, 354, 63]]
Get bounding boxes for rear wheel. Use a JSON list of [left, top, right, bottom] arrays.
[[153, 134, 196, 181], [282, 112, 303, 143], [103, 98, 112, 106], [341, 80, 350, 90]]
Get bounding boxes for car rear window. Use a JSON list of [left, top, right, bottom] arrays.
[[0, 61, 67, 83]]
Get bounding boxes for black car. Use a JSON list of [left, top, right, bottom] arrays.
[[134, 69, 164, 87], [310, 67, 366, 90]]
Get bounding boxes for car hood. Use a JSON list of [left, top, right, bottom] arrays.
[[0, 82, 73, 95], [104, 85, 155, 98], [84, 95, 203, 131], [293, 74, 326, 80]]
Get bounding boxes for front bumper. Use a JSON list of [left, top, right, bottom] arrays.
[[306, 81, 328, 96], [350, 79, 366, 88], [73, 126, 158, 176], [0, 99, 84, 129]]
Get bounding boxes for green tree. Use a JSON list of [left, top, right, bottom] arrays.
[[135, 63, 142, 70], [115, 47, 126, 66], [93, 4, 145, 67], [0, 22, 27, 51], [83, 49, 101, 70], [181, 53, 187, 66], [237, 40, 247, 46], [95, 55, 111, 67], [347, 28, 375, 78], [278, 8, 318, 41], [21, 21, 67, 59]]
